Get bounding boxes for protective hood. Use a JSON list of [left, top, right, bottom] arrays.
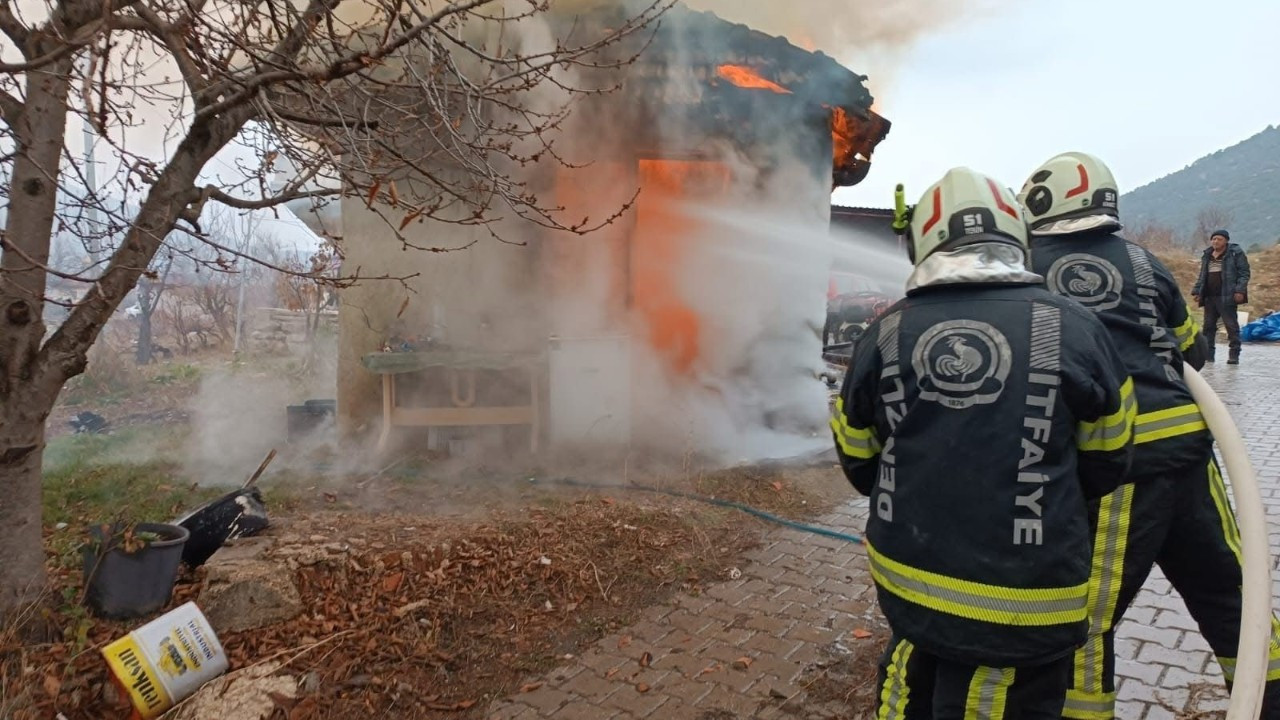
[[1030, 214, 1123, 237], [906, 242, 1043, 294]]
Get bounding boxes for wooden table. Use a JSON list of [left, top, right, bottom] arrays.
[[361, 350, 541, 454]]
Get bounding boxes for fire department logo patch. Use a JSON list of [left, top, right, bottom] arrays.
[[912, 320, 1012, 409], [1046, 254, 1124, 312]]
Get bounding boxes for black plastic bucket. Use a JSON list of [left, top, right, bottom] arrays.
[[83, 522, 189, 620], [174, 487, 269, 568], [287, 399, 336, 442]]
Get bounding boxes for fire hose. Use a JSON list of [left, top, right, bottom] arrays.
[[1183, 366, 1273, 720]]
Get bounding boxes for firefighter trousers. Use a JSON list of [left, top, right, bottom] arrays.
[[876, 636, 1072, 720], [1063, 457, 1280, 720]]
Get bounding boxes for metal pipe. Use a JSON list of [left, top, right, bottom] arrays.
[[1183, 366, 1272, 720]]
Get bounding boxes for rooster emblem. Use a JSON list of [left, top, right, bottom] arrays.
[[934, 335, 984, 381], [1067, 265, 1104, 296], [914, 320, 1011, 409], [1048, 255, 1123, 311]]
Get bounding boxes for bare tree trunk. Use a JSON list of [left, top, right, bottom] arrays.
[[0, 391, 53, 625], [0, 60, 73, 620]]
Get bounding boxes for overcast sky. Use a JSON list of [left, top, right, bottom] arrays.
[[830, 0, 1280, 210]]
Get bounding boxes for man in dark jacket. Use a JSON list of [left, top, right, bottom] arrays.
[[1019, 152, 1280, 720], [833, 167, 1135, 719], [1192, 230, 1251, 364]]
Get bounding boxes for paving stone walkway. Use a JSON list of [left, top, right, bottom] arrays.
[[486, 342, 1280, 719]]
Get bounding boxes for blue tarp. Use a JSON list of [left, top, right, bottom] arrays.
[[1242, 312, 1280, 342]]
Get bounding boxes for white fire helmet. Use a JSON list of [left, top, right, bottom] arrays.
[[907, 167, 1029, 266], [1017, 152, 1120, 232]]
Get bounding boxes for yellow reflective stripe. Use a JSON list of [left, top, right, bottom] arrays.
[[1270, 617, 1280, 682], [1078, 378, 1136, 452], [877, 638, 914, 720], [1218, 616, 1280, 681], [964, 666, 1014, 720], [1134, 404, 1207, 444], [1076, 484, 1133, 694], [1173, 312, 1200, 352], [832, 398, 881, 460], [866, 541, 1089, 626], [1206, 459, 1243, 563], [1062, 688, 1117, 720]]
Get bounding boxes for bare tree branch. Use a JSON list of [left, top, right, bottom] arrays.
[[0, 88, 22, 125], [129, 2, 212, 103], [196, 0, 498, 122], [207, 185, 342, 211], [0, 0, 29, 53]]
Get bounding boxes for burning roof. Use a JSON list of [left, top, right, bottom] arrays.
[[555, 3, 892, 187]]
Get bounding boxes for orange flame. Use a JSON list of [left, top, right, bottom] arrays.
[[831, 106, 856, 167], [633, 159, 733, 376], [715, 64, 791, 95]]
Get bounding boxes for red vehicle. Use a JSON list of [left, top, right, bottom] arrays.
[[824, 271, 894, 346]]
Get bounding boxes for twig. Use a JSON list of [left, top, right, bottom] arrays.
[[158, 629, 360, 718], [248, 628, 360, 670], [243, 449, 278, 488], [393, 599, 431, 618], [368, 453, 411, 482], [586, 560, 609, 602]]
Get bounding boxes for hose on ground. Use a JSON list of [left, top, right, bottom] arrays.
[[530, 476, 864, 545], [1183, 366, 1272, 720]]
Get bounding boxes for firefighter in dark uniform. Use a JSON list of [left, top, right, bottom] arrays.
[[833, 167, 1136, 720], [1018, 151, 1280, 720]]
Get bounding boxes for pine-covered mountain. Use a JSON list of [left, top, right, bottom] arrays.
[[1122, 125, 1280, 250]]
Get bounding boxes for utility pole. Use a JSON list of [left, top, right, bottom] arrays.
[[232, 212, 258, 356], [80, 53, 102, 265], [82, 120, 101, 262]]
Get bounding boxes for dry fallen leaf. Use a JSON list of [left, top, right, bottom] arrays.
[[382, 572, 404, 593], [636, 682, 651, 693], [639, 651, 652, 668], [733, 656, 753, 670], [617, 635, 632, 649], [520, 682, 543, 693], [605, 667, 620, 679], [852, 628, 873, 639], [42, 673, 61, 697], [771, 481, 784, 492], [696, 663, 721, 678]]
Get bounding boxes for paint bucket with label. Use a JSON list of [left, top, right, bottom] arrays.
[[100, 602, 229, 719]]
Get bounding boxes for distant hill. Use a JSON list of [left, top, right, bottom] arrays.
[[1122, 125, 1280, 250]]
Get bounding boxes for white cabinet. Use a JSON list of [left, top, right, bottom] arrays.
[[548, 335, 631, 449]]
